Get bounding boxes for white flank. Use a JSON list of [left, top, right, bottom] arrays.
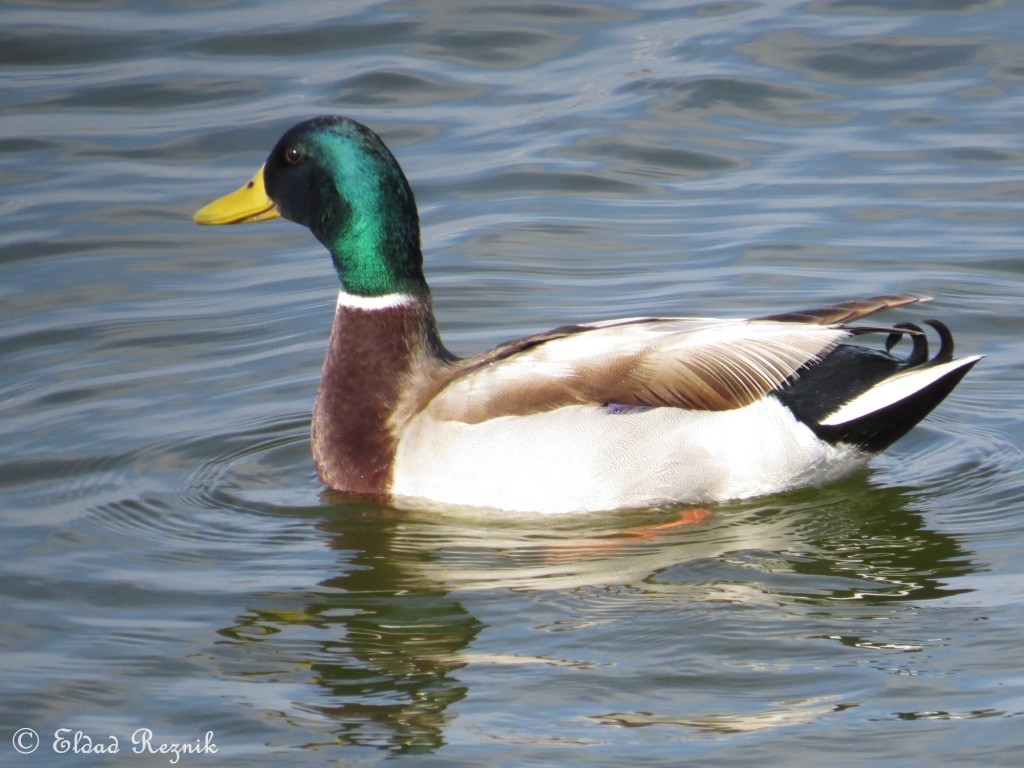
[[820, 355, 983, 426], [392, 398, 866, 514], [337, 290, 417, 311]]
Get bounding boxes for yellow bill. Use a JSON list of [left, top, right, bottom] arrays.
[[193, 164, 280, 225]]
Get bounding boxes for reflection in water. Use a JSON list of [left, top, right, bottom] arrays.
[[218, 510, 483, 754], [747, 482, 974, 605], [216, 478, 973, 752], [591, 696, 859, 735]]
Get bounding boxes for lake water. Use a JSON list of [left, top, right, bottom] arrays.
[[2, 0, 1023, 765]]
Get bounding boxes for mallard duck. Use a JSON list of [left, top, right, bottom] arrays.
[[195, 116, 981, 513]]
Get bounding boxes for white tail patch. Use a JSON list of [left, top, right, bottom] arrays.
[[820, 355, 983, 426]]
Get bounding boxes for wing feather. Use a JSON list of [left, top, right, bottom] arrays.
[[425, 317, 851, 423], [753, 294, 927, 325]]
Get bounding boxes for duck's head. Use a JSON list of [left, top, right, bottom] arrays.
[[195, 116, 426, 297]]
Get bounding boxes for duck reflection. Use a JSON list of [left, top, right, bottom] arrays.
[[297, 511, 481, 755], [218, 476, 973, 752], [756, 479, 973, 605], [218, 504, 483, 754]]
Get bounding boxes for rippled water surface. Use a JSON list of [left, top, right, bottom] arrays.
[[3, 0, 1023, 765]]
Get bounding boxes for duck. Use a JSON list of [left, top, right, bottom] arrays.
[[194, 116, 981, 514]]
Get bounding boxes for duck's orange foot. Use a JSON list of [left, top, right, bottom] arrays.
[[545, 507, 712, 562], [624, 507, 711, 538]]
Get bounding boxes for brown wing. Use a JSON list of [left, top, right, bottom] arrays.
[[753, 294, 927, 325], [424, 317, 852, 424]]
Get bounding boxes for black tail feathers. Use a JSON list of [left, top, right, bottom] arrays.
[[775, 322, 979, 452]]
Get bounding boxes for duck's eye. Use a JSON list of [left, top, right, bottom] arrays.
[[284, 146, 304, 165]]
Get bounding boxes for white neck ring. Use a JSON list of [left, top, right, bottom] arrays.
[[336, 290, 418, 311]]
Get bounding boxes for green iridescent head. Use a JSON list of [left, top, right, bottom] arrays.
[[195, 116, 427, 297]]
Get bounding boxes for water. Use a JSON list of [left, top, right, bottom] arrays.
[[2, 0, 1023, 765]]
